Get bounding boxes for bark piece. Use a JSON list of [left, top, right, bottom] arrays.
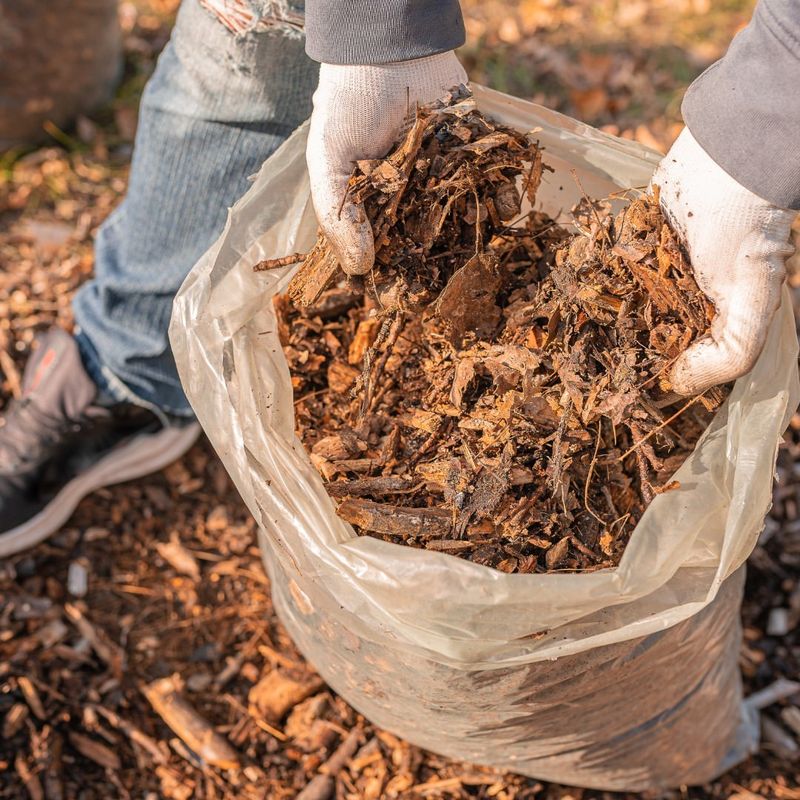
[[248, 668, 324, 723], [288, 235, 342, 308], [142, 676, 240, 770], [337, 499, 453, 539]]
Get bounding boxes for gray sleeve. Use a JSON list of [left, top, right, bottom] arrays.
[[682, 0, 800, 210], [305, 0, 465, 65]]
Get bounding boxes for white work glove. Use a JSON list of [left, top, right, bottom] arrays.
[[652, 129, 797, 396], [306, 52, 467, 276]]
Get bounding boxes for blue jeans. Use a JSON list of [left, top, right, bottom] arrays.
[[74, 0, 318, 417]]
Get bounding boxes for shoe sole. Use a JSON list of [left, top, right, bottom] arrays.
[[0, 422, 201, 558]]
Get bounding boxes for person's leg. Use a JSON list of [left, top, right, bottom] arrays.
[[73, 0, 319, 417], [0, 1, 319, 553]]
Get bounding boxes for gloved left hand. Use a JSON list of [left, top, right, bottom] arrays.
[[306, 52, 467, 276]]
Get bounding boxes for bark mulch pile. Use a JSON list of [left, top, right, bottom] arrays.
[[269, 90, 724, 573]]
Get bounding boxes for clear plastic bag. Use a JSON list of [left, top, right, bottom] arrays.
[[170, 85, 800, 791]]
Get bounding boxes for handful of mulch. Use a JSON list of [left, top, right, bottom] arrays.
[[260, 88, 726, 574]]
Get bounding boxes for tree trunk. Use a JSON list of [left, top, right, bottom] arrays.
[[0, 0, 121, 148]]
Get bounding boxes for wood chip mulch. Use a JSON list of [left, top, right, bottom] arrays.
[[269, 92, 724, 574]]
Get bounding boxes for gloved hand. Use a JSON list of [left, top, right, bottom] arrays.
[[652, 128, 797, 396], [306, 52, 467, 276]]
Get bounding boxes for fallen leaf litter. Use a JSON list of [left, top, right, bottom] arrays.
[[262, 88, 727, 574]]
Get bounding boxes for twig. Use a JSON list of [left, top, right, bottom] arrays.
[[354, 309, 404, 421], [15, 755, 43, 800], [583, 422, 606, 526], [296, 728, 362, 800], [294, 388, 328, 407], [744, 678, 800, 711], [634, 446, 654, 505], [471, 186, 483, 254], [635, 353, 681, 391], [570, 169, 613, 249], [548, 398, 573, 497], [253, 253, 305, 271], [617, 394, 705, 461], [213, 628, 266, 691], [142, 676, 240, 770], [89, 704, 167, 764], [64, 603, 125, 677]]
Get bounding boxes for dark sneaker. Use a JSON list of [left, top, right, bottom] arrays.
[[0, 329, 199, 557]]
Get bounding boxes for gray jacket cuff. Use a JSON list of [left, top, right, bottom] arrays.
[[305, 0, 465, 65], [682, 0, 800, 210]]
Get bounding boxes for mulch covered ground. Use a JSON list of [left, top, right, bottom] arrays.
[[1, 1, 799, 797]]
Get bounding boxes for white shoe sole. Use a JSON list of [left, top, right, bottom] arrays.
[[0, 422, 201, 559]]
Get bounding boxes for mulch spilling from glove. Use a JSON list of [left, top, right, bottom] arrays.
[[263, 90, 727, 573]]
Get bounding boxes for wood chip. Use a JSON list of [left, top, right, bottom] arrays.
[[142, 676, 240, 770], [67, 732, 121, 770], [155, 531, 201, 581], [17, 676, 46, 720], [248, 668, 324, 722]]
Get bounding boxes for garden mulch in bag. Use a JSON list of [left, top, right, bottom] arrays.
[[170, 85, 800, 791], [264, 90, 726, 575]]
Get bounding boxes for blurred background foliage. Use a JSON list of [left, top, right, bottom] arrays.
[[459, 0, 755, 151]]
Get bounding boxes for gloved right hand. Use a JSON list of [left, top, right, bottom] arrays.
[[652, 129, 797, 396], [306, 52, 467, 276]]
